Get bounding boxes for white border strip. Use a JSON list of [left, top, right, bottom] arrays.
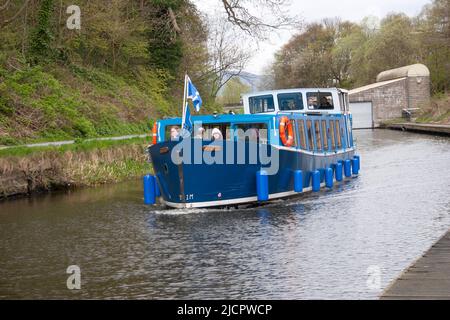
[[273, 145, 355, 157], [162, 184, 324, 209]]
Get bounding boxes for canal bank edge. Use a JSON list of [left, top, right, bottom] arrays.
[[381, 228, 450, 299], [385, 123, 450, 136], [0, 141, 152, 199]]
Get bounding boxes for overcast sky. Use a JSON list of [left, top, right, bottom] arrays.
[[192, 0, 432, 74]]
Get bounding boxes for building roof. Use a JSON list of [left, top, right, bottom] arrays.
[[349, 77, 406, 95], [376, 64, 430, 82]]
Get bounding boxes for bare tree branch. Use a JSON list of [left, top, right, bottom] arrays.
[[220, 0, 301, 38], [205, 17, 252, 97], [0, 0, 29, 28], [168, 7, 181, 34], [0, 0, 11, 12]]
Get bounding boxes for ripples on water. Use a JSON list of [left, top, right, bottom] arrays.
[[0, 130, 450, 299]]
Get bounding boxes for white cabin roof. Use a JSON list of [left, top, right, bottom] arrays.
[[242, 87, 349, 115], [242, 87, 346, 99]]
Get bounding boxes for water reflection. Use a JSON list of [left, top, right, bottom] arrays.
[[1, 130, 450, 299]]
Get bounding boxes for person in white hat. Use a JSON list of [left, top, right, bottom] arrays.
[[211, 127, 223, 141]]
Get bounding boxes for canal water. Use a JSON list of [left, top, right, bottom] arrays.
[[1, 130, 450, 299]]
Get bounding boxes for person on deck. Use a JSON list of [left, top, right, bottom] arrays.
[[170, 126, 180, 140], [211, 128, 223, 141], [195, 127, 205, 139], [320, 96, 332, 108]]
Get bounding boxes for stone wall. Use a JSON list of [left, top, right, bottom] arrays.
[[407, 76, 430, 110], [349, 75, 431, 126], [349, 79, 408, 126], [349, 64, 431, 127]]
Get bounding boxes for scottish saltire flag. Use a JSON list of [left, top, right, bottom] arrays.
[[181, 103, 193, 137], [187, 76, 202, 112]]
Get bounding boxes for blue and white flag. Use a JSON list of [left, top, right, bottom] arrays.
[[182, 102, 193, 136], [187, 76, 202, 112]]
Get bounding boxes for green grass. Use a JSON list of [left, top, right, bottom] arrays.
[[82, 158, 151, 185], [0, 57, 169, 146], [0, 136, 151, 158], [416, 93, 450, 124]]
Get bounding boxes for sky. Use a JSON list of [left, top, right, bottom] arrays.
[[192, 0, 432, 74]]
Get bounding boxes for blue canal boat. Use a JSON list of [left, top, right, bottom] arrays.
[[146, 88, 360, 208]]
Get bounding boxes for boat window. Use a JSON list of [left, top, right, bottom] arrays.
[[314, 121, 322, 151], [277, 93, 304, 111], [335, 120, 342, 148], [199, 123, 231, 141], [339, 91, 350, 112], [339, 92, 345, 112], [321, 120, 328, 150], [165, 125, 182, 141], [329, 120, 336, 150], [340, 120, 347, 148], [291, 120, 298, 147], [306, 120, 314, 151], [297, 119, 306, 149], [347, 117, 353, 147], [249, 95, 275, 114], [234, 123, 268, 144], [306, 92, 334, 110]]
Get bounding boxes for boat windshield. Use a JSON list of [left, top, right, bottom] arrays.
[[249, 95, 275, 114], [306, 92, 334, 110], [277, 93, 304, 111]]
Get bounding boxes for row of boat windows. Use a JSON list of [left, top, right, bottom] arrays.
[[164, 118, 352, 152], [165, 124, 269, 143], [249, 92, 335, 114], [290, 118, 352, 151]]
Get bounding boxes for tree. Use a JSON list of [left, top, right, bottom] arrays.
[[271, 19, 359, 88], [50, 0, 150, 70], [416, 0, 450, 93], [147, 0, 185, 75], [28, 0, 55, 64], [0, 0, 30, 29], [204, 17, 252, 98], [358, 14, 420, 84], [216, 77, 250, 105], [219, 0, 300, 39]]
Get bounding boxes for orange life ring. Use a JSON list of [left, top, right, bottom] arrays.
[[279, 116, 294, 147], [152, 122, 158, 145]]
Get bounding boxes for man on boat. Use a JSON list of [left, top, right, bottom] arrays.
[[320, 96, 332, 108]]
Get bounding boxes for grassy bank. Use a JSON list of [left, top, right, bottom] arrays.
[[0, 56, 171, 146], [0, 137, 152, 199], [416, 93, 450, 125]]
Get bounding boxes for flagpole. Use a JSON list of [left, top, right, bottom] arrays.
[[181, 73, 188, 129]]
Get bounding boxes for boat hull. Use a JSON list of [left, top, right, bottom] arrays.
[[149, 140, 355, 209]]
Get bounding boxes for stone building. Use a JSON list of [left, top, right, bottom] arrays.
[[348, 64, 430, 128]]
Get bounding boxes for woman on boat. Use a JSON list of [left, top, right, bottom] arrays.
[[211, 128, 223, 140], [170, 126, 180, 140]]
